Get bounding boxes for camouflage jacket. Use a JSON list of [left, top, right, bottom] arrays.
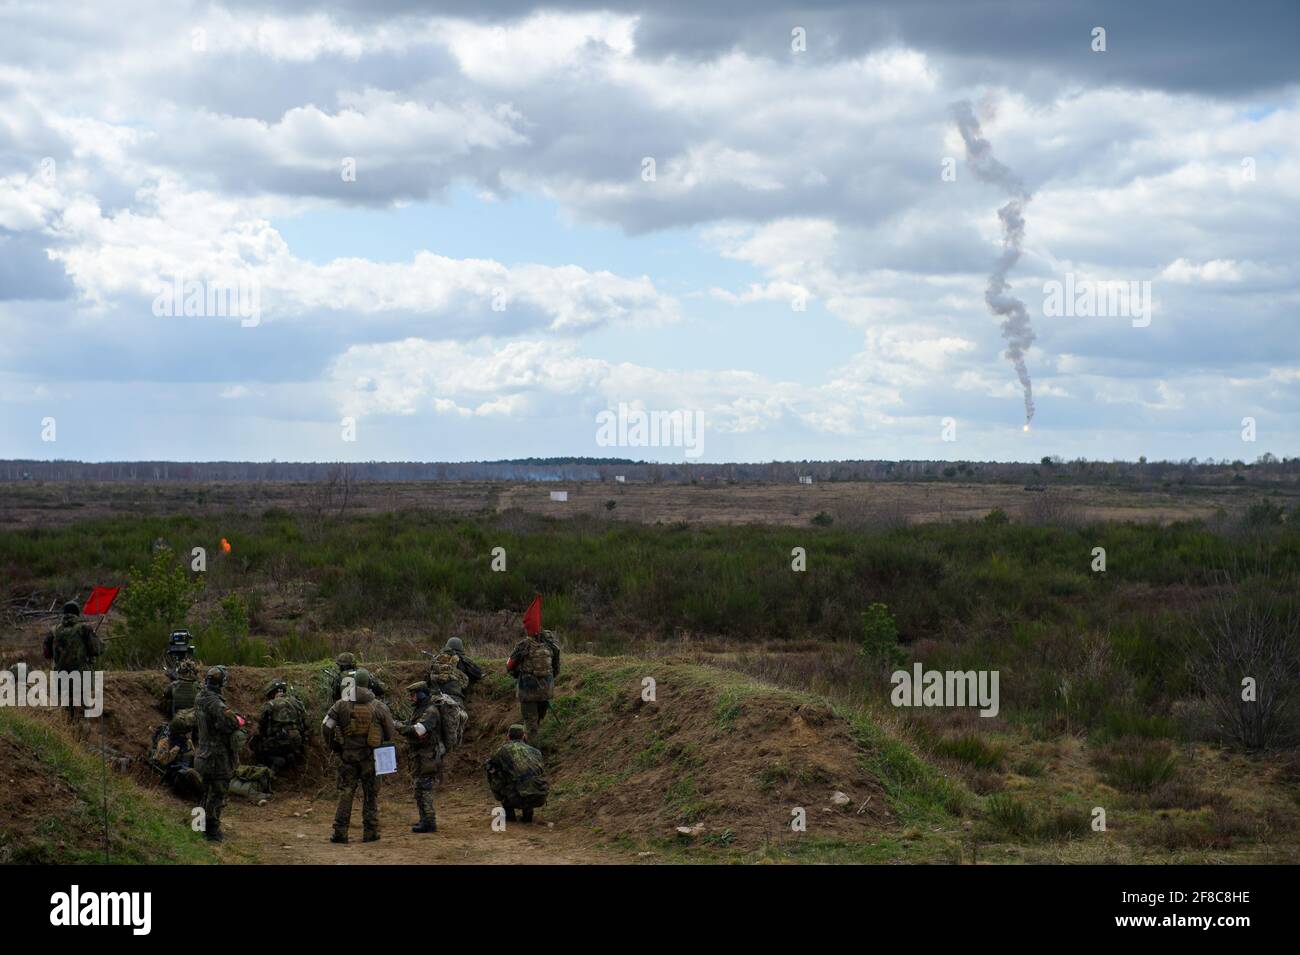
[[508, 635, 560, 702], [396, 699, 443, 776], [50, 619, 102, 672], [258, 695, 307, 746], [485, 740, 549, 801], [194, 687, 241, 781], [322, 688, 396, 765]]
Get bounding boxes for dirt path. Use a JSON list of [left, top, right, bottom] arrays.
[[214, 778, 636, 865]]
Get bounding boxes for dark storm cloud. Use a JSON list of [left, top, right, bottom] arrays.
[[224, 0, 1300, 95]]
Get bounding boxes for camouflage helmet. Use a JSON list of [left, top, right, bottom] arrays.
[[206, 665, 227, 687], [335, 652, 356, 670], [443, 637, 465, 654], [265, 678, 287, 699], [508, 723, 526, 740], [62, 601, 80, 616], [351, 668, 371, 689], [177, 659, 199, 680], [168, 716, 189, 735], [406, 680, 430, 698]]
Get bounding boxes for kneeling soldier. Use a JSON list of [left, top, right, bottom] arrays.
[[484, 724, 549, 824]]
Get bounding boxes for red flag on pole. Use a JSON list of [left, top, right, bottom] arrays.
[[82, 585, 121, 616], [523, 594, 542, 636]]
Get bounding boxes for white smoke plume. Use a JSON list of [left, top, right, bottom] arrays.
[[952, 100, 1035, 426]]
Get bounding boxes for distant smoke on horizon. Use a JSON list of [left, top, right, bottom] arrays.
[[953, 99, 1036, 427]]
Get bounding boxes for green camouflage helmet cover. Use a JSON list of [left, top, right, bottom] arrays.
[[206, 665, 226, 687], [351, 668, 371, 689], [265, 678, 287, 699], [443, 637, 465, 653], [335, 652, 356, 670], [508, 723, 526, 740], [62, 601, 80, 616]]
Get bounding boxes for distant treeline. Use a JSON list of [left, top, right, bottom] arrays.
[[1, 454, 1297, 486]]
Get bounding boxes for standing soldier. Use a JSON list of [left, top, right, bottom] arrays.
[[484, 724, 549, 823], [194, 666, 242, 843], [49, 601, 103, 720], [395, 681, 443, 834], [321, 668, 396, 844], [506, 626, 560, 742]]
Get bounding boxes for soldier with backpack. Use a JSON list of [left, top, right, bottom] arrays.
[[252, 678, 308, 771], [441, 636, 484, 696], [48, 601, 104, 720], [321, 668, 396, 844], [395, 681, 443, 834], [484, 724, 549, 823], [507, 626, 561, 742]]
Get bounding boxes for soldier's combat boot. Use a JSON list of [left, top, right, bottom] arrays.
[[363, 830, 380, 843], [205, 826, 224, 843], [521, 808, 534, 824], [504, 807, 518, 822], [412, 817, 436, 833], [330, 830, 349, 844]]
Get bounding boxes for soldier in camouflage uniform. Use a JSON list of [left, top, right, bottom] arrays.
[[328, 651, 388, 702], [321, 668, 396, 844], [506, 628, 560, 742], [395, 681, 443, 833], [194, 666, 243, 842], [160, 658, 201, 737], [251, 678, 308, 771], [49, 602, 104, 720], [484, 724, 549, 823], [440, 637, 483, 697], [151, 716, 204, 799]]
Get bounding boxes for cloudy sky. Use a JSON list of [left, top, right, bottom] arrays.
[[1, 0, 1297, 464]]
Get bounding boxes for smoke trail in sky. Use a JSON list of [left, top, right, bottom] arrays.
[[952, 100, 1035, 427]]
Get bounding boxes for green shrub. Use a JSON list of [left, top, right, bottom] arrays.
[[860, 602, 904, 667]]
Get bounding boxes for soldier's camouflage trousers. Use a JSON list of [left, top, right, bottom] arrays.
[[519, 700, 549, 741], [202, 776, 229, 837], [334, 761, 380, 837], [414, 772, 438, 825]]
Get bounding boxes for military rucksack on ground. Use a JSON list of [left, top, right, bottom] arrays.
[[230, 763, 274, 799]]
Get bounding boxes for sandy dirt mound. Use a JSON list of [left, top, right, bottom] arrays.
[[21, 655, 894, 861]]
